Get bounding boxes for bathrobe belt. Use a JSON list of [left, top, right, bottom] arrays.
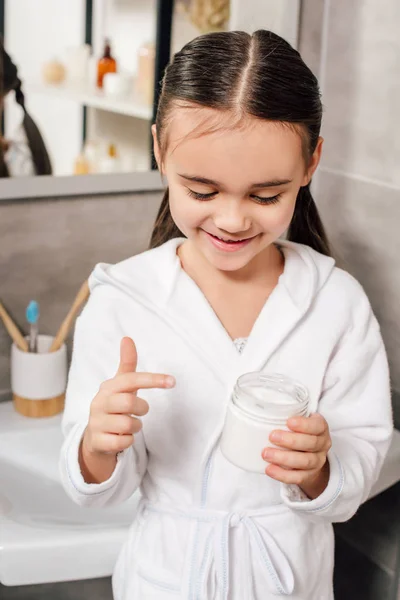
[[142, 499, 295, 598]]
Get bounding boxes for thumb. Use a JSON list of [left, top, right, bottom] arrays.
[[116, 337, 138, 375]]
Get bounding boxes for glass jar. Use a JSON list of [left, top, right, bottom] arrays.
[[220, 372, 309, 473]]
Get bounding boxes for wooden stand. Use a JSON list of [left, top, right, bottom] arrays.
[[13, 393, 65, 418]]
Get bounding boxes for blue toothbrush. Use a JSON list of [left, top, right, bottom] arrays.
[[26, 300, 39, 353]]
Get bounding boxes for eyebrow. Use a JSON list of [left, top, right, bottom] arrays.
[[177, 173, 293, 188]]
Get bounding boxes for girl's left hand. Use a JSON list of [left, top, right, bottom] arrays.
[[262, 413, 332, 500]]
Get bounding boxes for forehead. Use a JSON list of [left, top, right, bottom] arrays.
[[164, 107, 305, 183]]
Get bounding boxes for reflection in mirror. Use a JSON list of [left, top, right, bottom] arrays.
[[1, 0, 159, 178]]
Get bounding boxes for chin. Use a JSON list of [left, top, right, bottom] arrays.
[[201, 246, 259, 272]]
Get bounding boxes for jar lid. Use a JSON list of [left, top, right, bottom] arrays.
[[233, 372, 309, 421]]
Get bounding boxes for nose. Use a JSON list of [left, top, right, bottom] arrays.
[[212, 198, 251, 235]]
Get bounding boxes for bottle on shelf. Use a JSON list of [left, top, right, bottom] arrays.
[[98, 143, 122, 173], [73, 151, 90, 175], [97, 39, 117, 89], [136, 42, 156, 106], [83, 140, 100, 173]]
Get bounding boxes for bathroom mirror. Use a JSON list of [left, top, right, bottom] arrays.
[[1, 1, 162, 180]]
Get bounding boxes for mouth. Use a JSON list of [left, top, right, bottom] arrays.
[[203, 230, 257, 252]]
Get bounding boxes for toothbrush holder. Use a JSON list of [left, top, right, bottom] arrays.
[[11, 334, 67, 418]]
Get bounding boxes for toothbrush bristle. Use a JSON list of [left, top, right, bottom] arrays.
[[26, 300, 39, 324]]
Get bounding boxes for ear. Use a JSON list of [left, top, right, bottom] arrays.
[[302, 136, 324, 186], [151, 124, 162, 173]]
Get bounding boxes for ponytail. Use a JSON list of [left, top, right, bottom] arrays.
[[1, 40, 52, 177], [287, 183, 331, 257], [149, 188, 184, 249], [15, 81, 52, 176]]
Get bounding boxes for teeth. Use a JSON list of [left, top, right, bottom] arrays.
[[207, 231, 250, 243], [216, 235, 243, 243]]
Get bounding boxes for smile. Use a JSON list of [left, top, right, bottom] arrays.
[[203, 230, 257, 252]]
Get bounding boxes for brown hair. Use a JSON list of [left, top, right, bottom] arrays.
[[150, 29, 330, 256]]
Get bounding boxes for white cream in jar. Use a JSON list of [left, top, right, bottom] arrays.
[[220, 372, 310, 473]]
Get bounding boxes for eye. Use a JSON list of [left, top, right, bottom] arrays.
[[251, 194, 281, 205], [185, 188, 282, 205], [186, 188, 217, 200]]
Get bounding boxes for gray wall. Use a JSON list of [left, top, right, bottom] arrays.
[[299, 0, 400, 424], [0, 191, 162, 401]]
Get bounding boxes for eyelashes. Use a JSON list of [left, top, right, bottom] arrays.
[[185, 188, 281, 205], [185, 189, 215, 200]]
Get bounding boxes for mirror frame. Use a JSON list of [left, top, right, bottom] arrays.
[[0, 171, 164, 202]]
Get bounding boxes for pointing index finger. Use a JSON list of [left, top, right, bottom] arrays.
[[112, 371, 176, 393]]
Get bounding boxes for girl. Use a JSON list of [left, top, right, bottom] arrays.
[[59, 29, 393, 599], [0, 39, 52, 177]]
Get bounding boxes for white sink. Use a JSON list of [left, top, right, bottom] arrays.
[[0, 451, 136, 531], [0, 401, 139, 586]]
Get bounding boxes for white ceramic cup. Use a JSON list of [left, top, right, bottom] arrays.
[[103, 72, 132, 98], [11, 335, 67, 401]]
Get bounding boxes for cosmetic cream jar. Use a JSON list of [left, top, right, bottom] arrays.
[[220, 372, 309, 473]]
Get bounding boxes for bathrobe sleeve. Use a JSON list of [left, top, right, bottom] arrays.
[[281, 285, 393, 522], [59, 288, 148, 508]]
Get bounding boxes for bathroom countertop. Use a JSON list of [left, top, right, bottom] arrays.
[[0, 397, 61, 433]]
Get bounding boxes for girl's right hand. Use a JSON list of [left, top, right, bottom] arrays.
[[82, 336, 176, 457]]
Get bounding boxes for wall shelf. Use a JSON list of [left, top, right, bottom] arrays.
[[26, 81, 152, 121]]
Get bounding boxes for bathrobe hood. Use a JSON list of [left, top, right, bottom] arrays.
[[89, 237, 336, 314]]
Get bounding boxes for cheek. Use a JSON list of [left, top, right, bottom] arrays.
[[258, 200, 296, 234], [169, 188, 207, 231]]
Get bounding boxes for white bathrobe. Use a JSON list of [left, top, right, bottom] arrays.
[[59, 238, 393, 600]]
